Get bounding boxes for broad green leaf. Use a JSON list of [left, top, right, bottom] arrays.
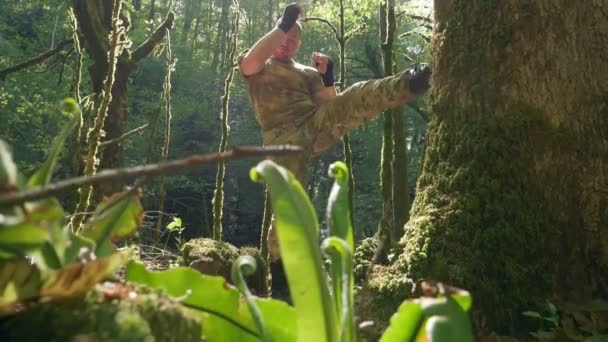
[[0, 140, 17, 194], [379, 301, 424, 342], [40, 249, 130, 298], [0, 259, 41, 316], [251, 160, 338, 342], [0, 224, 50, 258], [81, 189, 143, 255], [125, 261, 297, 342], [419, 297, 475, 342], [0, 199, 67, 269], [326, 162, 355, 342], [27, 99, 80, 187]]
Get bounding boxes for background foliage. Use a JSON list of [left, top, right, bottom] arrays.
[[0, 0, 431, 247]]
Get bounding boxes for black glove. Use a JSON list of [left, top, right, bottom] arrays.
[[277, 3, 301, 33], [317, 59, 335, 87], [408, 64, 431, 95]]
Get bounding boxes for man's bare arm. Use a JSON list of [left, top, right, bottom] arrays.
[[239, 3, 302, 77], [240, 29, 286, 77]]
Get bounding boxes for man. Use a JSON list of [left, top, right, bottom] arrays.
[[239, 3, 431, 301]]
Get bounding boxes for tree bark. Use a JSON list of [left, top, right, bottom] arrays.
[[72, 0, 174, 196], [397, 0, 608, 333]]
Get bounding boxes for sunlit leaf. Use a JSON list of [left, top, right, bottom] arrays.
[[81, 189, 143, 255], [379, 301, 424, 342], [0, 259, 41, 316], [40, 249, 130, 299], [326, 162, 355, 342], [251, 160, 338, 342], [126, 261, 297, 342]]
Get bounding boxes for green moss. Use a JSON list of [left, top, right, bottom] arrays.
[[353, 237, 378, 284], [181, 238, 268, 296], [355, 265, 414, 341], [397, 113, 553, 333], [0, 283, 200, 342]]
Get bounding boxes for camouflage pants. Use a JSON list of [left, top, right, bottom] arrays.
[[264, 69, 414, 262]]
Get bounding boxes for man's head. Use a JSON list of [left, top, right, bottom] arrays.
[[272, 21, 302, 60]]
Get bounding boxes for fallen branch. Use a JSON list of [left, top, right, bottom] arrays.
[[0, 39, 72, 80], [99, 124, 149, 148], [0, 145, 303, 206]]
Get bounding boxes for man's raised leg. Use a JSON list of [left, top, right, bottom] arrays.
[[311, 66, 430, 154]]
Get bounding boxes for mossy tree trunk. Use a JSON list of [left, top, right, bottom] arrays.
[[72, 0, 174, 197], [397, 0, 608, 333]]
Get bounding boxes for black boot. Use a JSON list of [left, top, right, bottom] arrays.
[[270, 259, 292, 305]]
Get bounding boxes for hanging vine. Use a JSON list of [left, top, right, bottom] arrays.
[[70, 0, 124, 232], [212, 0, 240, 241], [155, 29, 177, 237], [373, 0, 397, 264], [68, 8, 84, 181]]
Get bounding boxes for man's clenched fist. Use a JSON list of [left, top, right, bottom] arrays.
[[312, 52, 334, 87], [277, 3, 304, 32]]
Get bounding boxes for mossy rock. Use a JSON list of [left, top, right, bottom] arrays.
[[181, 238, 268, 296], [0, 282, 200, 342], [355, 264, 413, 341]]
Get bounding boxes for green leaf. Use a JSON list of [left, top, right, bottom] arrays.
[[420, 297, 475, 342], [167, 217, 182, 231], [81, 189, 143, 256], [27, 100, 80, 187], [322, 237, 355, 342], [251, 160, 339, 342], [379, 301, 424, 342], [125, 261, 297, 342], [40, 249, 130, 299], [0, 259, 42, 316], [0, 224, 50, 258], [0, 199, 67, 269], [231, 255, 271, 342], [326, 161, 355, 342], [327, 161, 354, 250]]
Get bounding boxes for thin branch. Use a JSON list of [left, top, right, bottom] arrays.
[[99, 124, 149, 148], [132, 12, 176, 61], [302, 16, 339, 40], [397, 12, 432, 23], [0, 145, 303, 206], [345, 23, 367, 41], [0, 39, 72, 80]]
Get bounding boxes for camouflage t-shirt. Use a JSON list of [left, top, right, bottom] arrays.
[[242, 57, 325, 130]]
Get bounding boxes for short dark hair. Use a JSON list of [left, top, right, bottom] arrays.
[[275, 18, 302, 33]]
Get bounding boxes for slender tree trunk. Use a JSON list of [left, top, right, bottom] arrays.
[[397, 0, 608, 333], [373, 0, 396, 264], [212, 0, 240, 241], [393, 110, 410, 235]]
